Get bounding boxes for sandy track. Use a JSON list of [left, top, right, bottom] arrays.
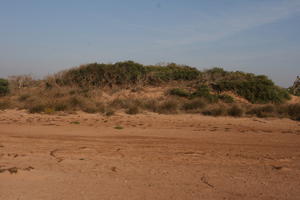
[[0, 110, 300, 200]]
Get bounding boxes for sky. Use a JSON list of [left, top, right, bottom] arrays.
[[0, 0, 299, 87]]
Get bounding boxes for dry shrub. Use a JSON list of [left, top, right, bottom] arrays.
[[286, 104, 300, 121], [182, 99, 206, 111], [18, 94, 31, 102], [227, 105, 244, 117], [67, 96, 86, 108], [202, 105, 226, 116], [109, 98, 129, 109], [105, 109, 115, 116], [53, 102, 68, 111], [44, 108, 55, 115], [158, 99, 179, 114], [0, 98, 11, 110], [276, 103, 300, 121], [143, 99, 159, 112], [246, 105, 275, 118], [28, 104, 46, 113], [126, 106, 140, 115], [8, 75, 38, 90]]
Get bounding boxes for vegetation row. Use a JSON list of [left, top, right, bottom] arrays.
[[0, 61, 299, 121]]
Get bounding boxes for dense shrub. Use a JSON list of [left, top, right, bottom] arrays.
[[191, 85, 219, 103], [52, 61, 290, 105], [212, 75, 290, 104], [146, 63, 201, 83], [2, 61, 295, 118], [284, 104, 300, 121], [227, 105, 244, 117], [0, 79, 9, 96], [203, 67, 229, 82], [56, 61, 201, 88], [169, 88, 190, 97]]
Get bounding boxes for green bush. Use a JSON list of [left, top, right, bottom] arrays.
[[169, 88, 190, 97], [212, 75, 290, 104], [0, 79, 9, 96], [191, 85, 219, 103], [52, 62, 290, 105], [146, 63, 201, 82], [56, 61, 202, 88]]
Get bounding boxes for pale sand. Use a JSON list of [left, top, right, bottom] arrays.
[[0, 110, 300, 200]]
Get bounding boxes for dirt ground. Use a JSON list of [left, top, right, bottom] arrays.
[[0, 110, 300, 200]]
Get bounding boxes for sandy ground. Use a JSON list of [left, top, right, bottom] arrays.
[[0, 110, 300, 200]]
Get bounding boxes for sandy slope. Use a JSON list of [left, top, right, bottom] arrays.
[[0, 110, 300, 200]]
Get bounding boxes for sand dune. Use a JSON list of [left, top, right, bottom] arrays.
[[0, 110, 300, 200]]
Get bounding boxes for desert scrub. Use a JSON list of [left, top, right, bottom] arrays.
[[158, 99, 179, 114], [109, 98, 130, 109], [246, 105, 275, 118], [218, 94, 234, 103], [18, 94, 31, 101], [168, 88, 190, 97], [278, 103, 300, 121], [126, 106, 140, 115], [227, 105, 244, 117], [191, 85, 219, 103], [53, 102, 68, 111], [28, 104, 46, 113], [104, 109, 115, 116], [182, 99, 206, 111], [0, 79, 9, 96], [143, 99, 159, 112], [202, 106, 226, 116], [109, 98, 143, 110], [0, 99, 10, 110]]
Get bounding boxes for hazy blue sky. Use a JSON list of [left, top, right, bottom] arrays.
[[0, 0, 299, 87]]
